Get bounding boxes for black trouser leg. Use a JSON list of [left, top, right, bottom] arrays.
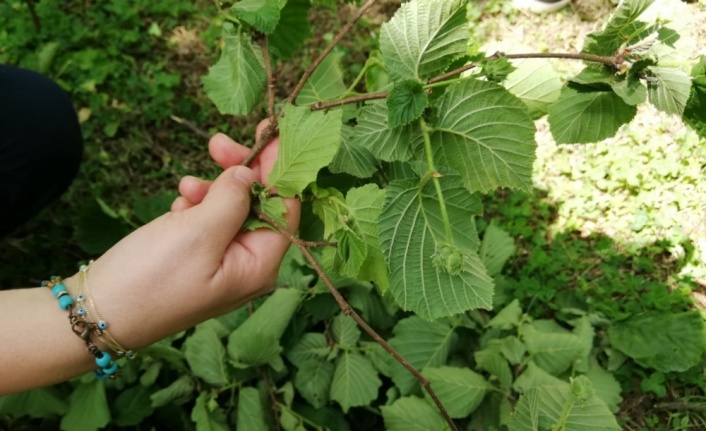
[[0, 65, 83, 238]]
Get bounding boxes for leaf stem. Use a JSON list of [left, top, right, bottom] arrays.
[[254, 209, 459, 431], [420, 118, 453, 244], [343, 58, 384, 97], [286, 0, 378, 108], [311, 91, 388, 111]]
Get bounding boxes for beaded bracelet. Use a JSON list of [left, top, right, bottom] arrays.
[[43, 273, 121, 380], [75, 262, 136, 359]]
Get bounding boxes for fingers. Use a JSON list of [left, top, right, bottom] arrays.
[[208, 133, 250, 169], [178, 176, 211, 205], [171, 196, 193, 212], [251, 137, 280, 187]]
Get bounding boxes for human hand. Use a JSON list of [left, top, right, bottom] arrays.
[[67, 122, 299, 350]]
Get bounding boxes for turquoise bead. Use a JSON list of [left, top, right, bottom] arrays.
[[102, 362, 119, 376], [95, 351, 112, 368], [58, 295, 74, 310], [51, 283, 67, 297]]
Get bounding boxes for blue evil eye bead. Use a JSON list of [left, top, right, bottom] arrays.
[[125, 351, 136, 359], [102, 362, 119, 376], [51, 283, 67, 297], [95, 351, 112, 368], [77, 307, 86, 316], [97, 320, 108, 330], [76, 294, 85, 302], [41, 280, 48, 287], [79, 264, 88, 271], [58, 294, 74, 310]]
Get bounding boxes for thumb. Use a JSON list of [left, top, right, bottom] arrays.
[[192, 165, 256, 249]]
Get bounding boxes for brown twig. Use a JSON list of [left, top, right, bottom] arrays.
[[255, 209, 458, 431], [310, 91, 388, 111], [170, 115, 211, 140], [243, 35, 279, 167], [285, 0, 378, 108], [24, 0, 41, 31], [503, 52, 615, 66], [262, 368, 282, 431], [300, 240, 338, 248]]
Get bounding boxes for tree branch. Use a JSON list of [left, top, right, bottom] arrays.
[[310, 91, 388, 111], [170, 115, 211, 139], [285, 0, 378, 108], [255, 209, 458, 431], [244, 35, 279, 167]]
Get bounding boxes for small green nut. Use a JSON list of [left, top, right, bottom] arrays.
[[570, 375, 594, 402], [432, 242, 465, 276]]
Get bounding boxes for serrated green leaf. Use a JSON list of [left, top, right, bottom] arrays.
[[381, 396, 446, 431], [202, 23, 266, 115], [298, 51, 346, 105], [295, 359, 335, 409], [387, 80, 428, 127], [0, 387, 68, 419], [498, 336, 527, 365], [611, 76, 647, 105], [583, 0, 656, 56], [287, 333, 331, 368], [475, 347, 513, 390], [647, 66, 692, 115], [332, 313, 361, 347], [350, 102, 420, 162], [348, 284, 397, 329], [365, 51, 391, 92], [269, 0, 311, 59], [548, 87, 637, 144], [150, 375, 194, 408], [191, 392, 228, 431], [76, 200, 131, 254], [608, 311, 706, 372], [479, 223, 515, 277], [228, 288, 302, 367], [513, 361, 567, 394], [113, 386, 153, 427], [586, 356, 622, 413], [422, 366, 488, 418], [60, 381, 110, 431], [572, 316, 596, 373], [387, 316, 456, 394], [233, 0, 280, 34], [330, 352, 382, 412], [431, 79, 536, 193], [487, 298, 522, 330], [379, 170, 492, 320], [323, 227, 368, 279], [260, 196, 288, 228], [237, 387, 268, 431], [184, 325, 229, 387], [133, 192, 178, 224], [329, 126, 378, 178], [508, 384, 620, 431], [379, 0, 468, 82], [684, 58, 706, 138], [504, 60, 562, 119], [523, 324, 585, 375], [269, 105, 343, 197]]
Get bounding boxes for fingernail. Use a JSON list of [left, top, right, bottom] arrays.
[[233, 166, 254, 185]]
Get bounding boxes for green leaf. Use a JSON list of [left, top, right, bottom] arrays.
[[330, 352, 382, 412], [487, 298, 522, 330], [61, 381, 110, 431], [684, 57, 706, 138], [608, 311, 706, 372], [646, 66, 692, 115], [523, 324, 586, 375], [586, 356, 622, 413], [184, 325, 229, 387], [0, 387, 68, 419], [269, 105, 343, 197], [498, 336, 527, 365], [387, 316, 456, 394], [191, 392, 228, 431], [287, 332, 331, 368], [298, 51, 346, 105], [548, 87, 637, 144], [228, 288, 302, 367], [350, 102, 420, 162], [113, 386, 153, 427], [504, 60, 562, 119], [583, 0, 656, 56], [237, 387, 268, 431], [475, 346, 513, 390], [365, 51, 391, 92], [379, 0, 469, 82], [75, 200, 131, 254], [513, 361, 567, 394], [379, 170, 493, 320], [202, 23, 266, 115], [133, 192, 178, 224], [381, 396, 446, 431], [233, 0, 280, 34], [329, 126, 378, 178], [269, 0, 311, 59], [422, 366, 489, 418], [387, 80, 429, 127], [508, 384, 620, 431], [295, 359, 335, 408], [332, 313, 361, 348], [431, 79, 536, 193], [479, 223, 516, 277], [150, 375, 194, 408], [260, 196, 289, 228], [348, 284, 397, 329], [611, 77, 647, 106], [480, 57, 517, 83]]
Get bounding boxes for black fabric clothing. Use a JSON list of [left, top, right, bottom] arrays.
[[0, 65, 83, 237]]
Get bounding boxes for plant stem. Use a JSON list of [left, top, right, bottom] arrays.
[[343, 58, 384, 97], [170, 115, 211, 139], [254, 209, 459, 431], [286, 0, 377, 108], [243, 35, 279, 167], [420, 118, 453, 243], [502, 52, 615, 65], [24, 0, 41, 31], [311, 91, 388, 111]]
